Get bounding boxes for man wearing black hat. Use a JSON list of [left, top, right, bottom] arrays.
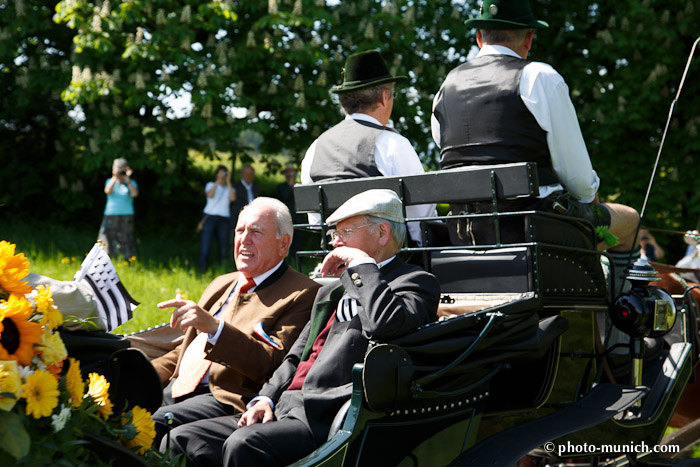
[[301, 49, 435, 246], [431, 0, 640, 295]]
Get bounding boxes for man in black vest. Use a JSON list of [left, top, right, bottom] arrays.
[[431, 0, 640, 295], [301, 49, 435, 246]]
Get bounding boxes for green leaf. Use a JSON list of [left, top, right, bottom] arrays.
[[0, 411, 31, 460]]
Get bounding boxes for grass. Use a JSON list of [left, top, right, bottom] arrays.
[[1, 219, 223, 334]]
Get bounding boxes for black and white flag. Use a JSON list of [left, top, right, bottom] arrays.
[[73, 243, 139, 331]]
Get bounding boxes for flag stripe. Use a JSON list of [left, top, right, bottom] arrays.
[[83, 275, 113, 330]]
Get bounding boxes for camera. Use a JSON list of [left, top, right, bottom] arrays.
[[118, 170, 127, 176]]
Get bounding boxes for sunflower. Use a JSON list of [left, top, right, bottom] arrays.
[[87, 372, 113, 420], [0, 241, 32, 298], [0, 295, 43, 365], [21, 368, 60, 419], [0, 359, 22, 411], [120, 405, 156, 454], [64, 357, 84, 408], [34, 285, 63, 330]]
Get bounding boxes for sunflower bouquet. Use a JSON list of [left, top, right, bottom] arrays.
[[0, 241, 168, 465]]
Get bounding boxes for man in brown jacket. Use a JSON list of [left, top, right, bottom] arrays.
[[151, 197, 320, 448]]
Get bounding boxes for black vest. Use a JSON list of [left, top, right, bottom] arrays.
[[434, 55, 556, 185], [309, 118, 387, 182]]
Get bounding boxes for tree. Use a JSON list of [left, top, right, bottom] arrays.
[[3, 0, 700, 248]]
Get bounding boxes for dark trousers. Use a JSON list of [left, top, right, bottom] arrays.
[[100, 214, 137, 259], [167, 413, 317, 467], [199, 215, 230, 273], [154, 382, 237, 452]]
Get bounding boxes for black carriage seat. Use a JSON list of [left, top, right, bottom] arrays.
[[292, 294, 570, 467], [293, 162, 608, 306]]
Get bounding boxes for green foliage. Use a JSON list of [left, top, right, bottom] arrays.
[[2, 0, 700, 254]]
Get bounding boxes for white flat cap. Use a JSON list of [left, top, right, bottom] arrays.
[[326, 189, 404, 225]]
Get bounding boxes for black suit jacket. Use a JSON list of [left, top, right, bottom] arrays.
[[257, 257, 440, 444], [230, 180, 261, 226]]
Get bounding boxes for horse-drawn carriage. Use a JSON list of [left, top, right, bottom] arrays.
[[62, 162, 700, 466], [283, 161, 700, 466]]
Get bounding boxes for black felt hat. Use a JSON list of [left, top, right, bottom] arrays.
[[466, 0, 548, 30], [330, 49, 407, 94]]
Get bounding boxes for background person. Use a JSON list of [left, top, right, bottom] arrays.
[[230, 165, 261, 256], [199, 165, 236, 273], [150, 197, 320, 448], [639, 228, 664, 262], [99, 157, 139, 260]]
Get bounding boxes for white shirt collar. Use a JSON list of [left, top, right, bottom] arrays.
[[241, 180, 253, 189], [377, 255, 396, 269], [238, 260, 285, 291], [347, 113, 383, 126], [477, 44, 523, 59]]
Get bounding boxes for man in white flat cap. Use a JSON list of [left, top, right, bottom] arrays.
[[166, 189, 441, 466]]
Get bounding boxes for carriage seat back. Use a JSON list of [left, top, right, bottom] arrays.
[[431, 246, 607, 303]]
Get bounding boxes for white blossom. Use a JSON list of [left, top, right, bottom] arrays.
[[181, 5, 191, 23], [296, 92, 305, 108], [91, 15, 102, 33], [51, 406, 71, 432], [111, 126, 122, 143], [14, 0, 25, 17], [201, 103, 213, 118], [364, 22, 374, 40]]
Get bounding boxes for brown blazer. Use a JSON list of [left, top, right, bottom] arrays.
[[151, 264, 320, 412]]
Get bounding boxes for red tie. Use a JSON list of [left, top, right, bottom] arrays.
[[171, 276, 256, 398], [287, 310, 336, 391]]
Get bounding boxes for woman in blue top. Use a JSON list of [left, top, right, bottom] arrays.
[[198, 164, 236, 273], [99, 158, 139, 259]]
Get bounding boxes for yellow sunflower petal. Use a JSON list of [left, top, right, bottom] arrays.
[[65, 357, 84, 408], [0, 241, 32, 297], [120, 405, 156, 454]]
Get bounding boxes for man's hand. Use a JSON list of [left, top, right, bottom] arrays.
[[238, 400, 274, 427], [159, 293, 219, 335], [319, 246, 370, 277]]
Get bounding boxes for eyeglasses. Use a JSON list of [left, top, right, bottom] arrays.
[[328, 223, 374, 242], [390, 89, 398, 99]]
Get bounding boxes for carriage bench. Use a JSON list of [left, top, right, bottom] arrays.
[[293, 162, 609, 309]]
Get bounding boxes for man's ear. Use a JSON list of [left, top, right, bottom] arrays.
[[377, 222, 391, 247], [279, 234, 292, 255]]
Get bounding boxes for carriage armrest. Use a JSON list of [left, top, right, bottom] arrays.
[[293, 162, 539, 216]]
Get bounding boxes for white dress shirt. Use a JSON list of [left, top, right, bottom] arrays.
[[431, 44, 600, 203], [301, 114, 436, 244]]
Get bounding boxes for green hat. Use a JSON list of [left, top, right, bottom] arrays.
[[330, 49, 407, 94], [466, 0, 548, 30]]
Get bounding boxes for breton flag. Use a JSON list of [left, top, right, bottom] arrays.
[[73, 243, 139, 331]]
